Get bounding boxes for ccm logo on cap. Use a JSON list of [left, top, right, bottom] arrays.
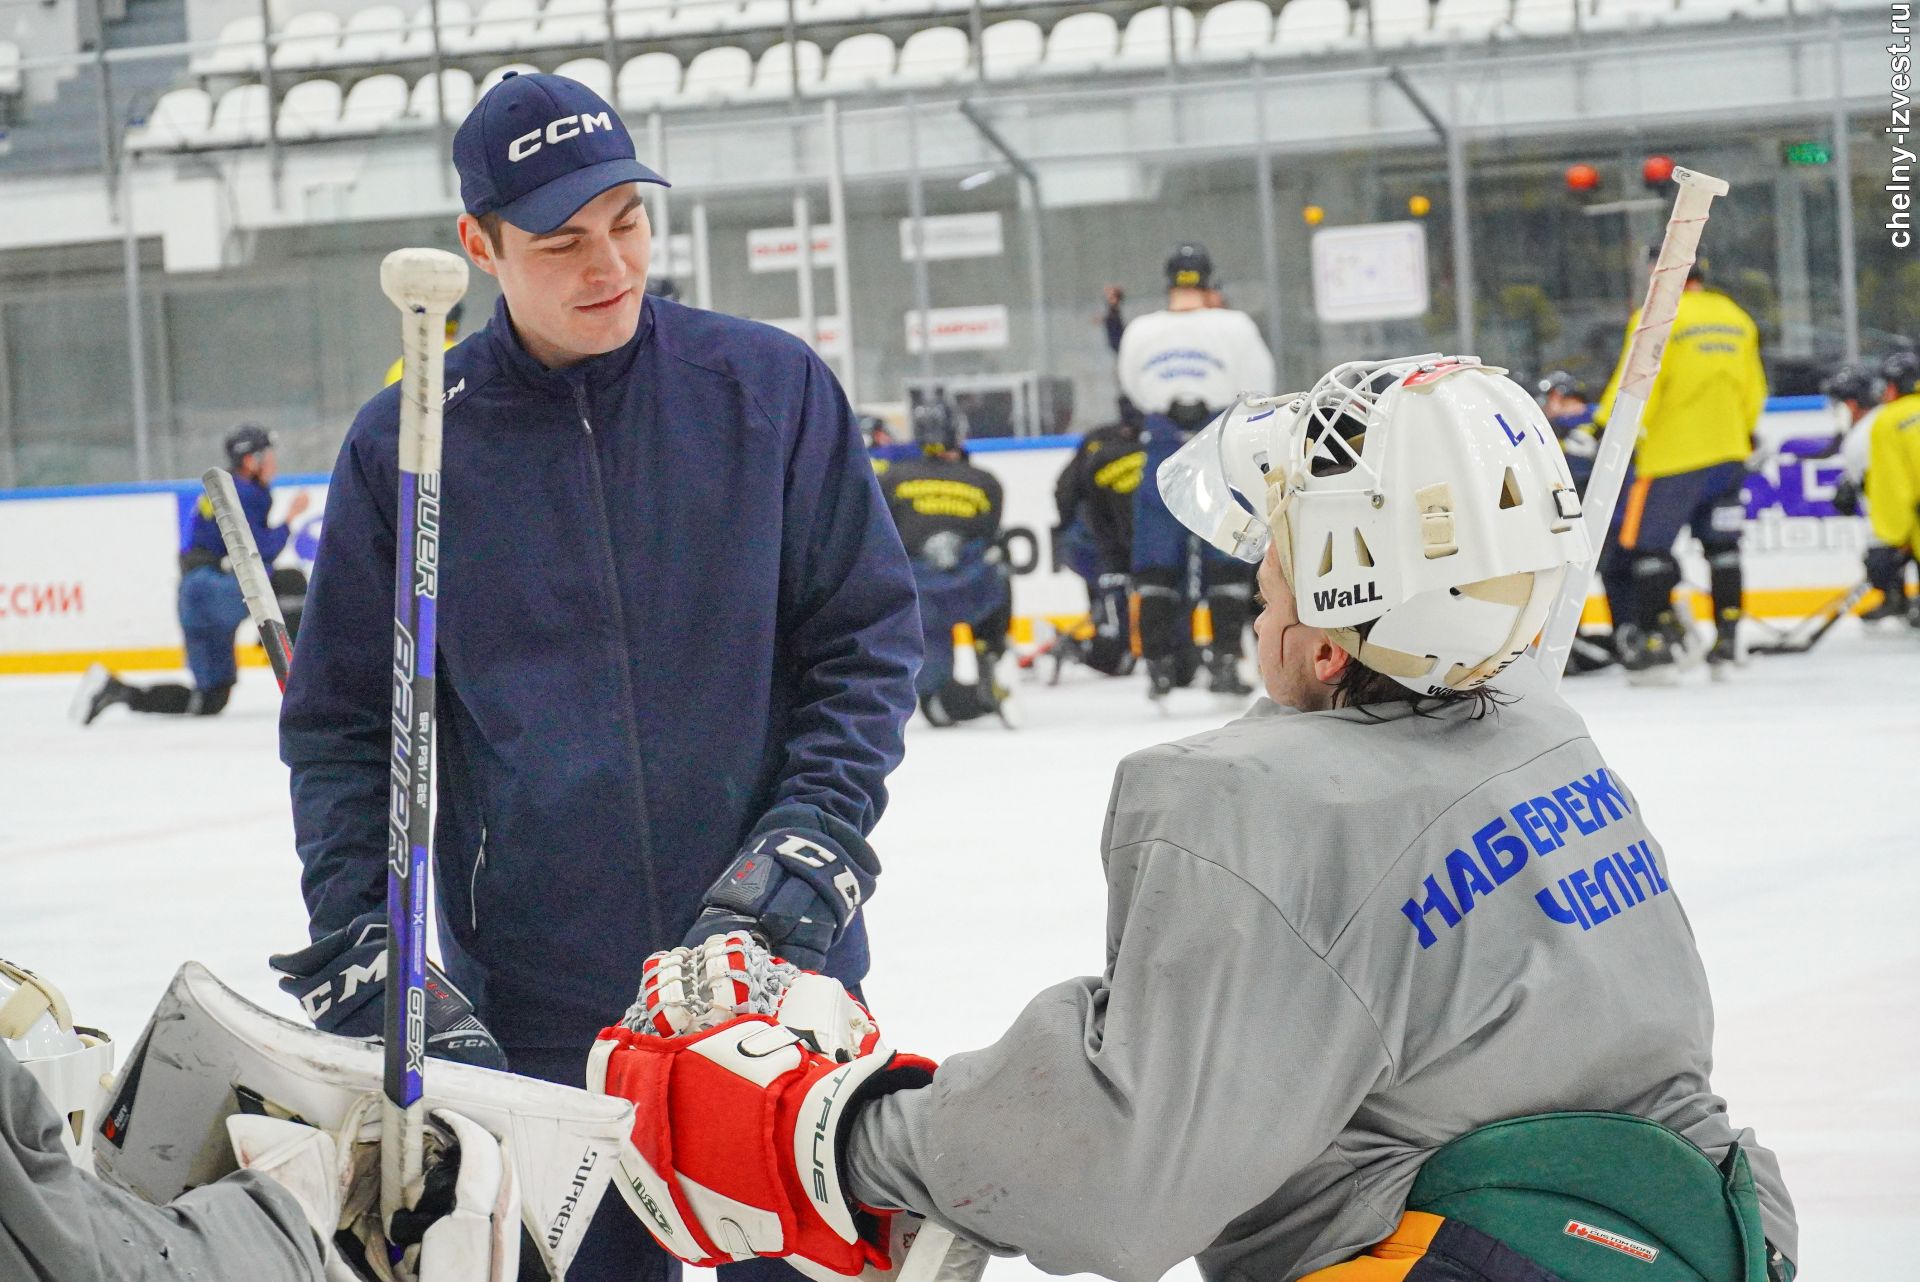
[[508, 111, 615, 163]]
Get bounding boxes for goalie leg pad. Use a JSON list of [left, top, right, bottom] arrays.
[[94, 962, 630, 1282]]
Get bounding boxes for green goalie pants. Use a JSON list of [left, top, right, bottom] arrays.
[[1301, 1113, 1784, 1282]]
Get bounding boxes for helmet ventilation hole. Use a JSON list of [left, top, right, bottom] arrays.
[[1318, 533, 1336, 577], [1499, 467, 1524, 510], [1354, 530, 1374, 568]]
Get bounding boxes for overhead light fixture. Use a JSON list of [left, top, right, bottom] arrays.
[[958, 170, 998, 191]]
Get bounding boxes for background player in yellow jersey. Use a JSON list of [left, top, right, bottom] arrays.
[[380, 301, 464, 386], [1595, 250, 1767, 677], [1862, 350, 1920, 627]]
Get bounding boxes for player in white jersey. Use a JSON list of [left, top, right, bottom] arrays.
[[1116, 244, 1277, 699]]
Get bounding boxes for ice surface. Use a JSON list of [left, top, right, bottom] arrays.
[[2, 626, 1914, 1281]]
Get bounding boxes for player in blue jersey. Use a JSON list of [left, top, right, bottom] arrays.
[[72, 425, 309, 725]]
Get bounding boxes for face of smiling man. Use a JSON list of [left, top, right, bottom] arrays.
[[458, 182, 653, 370]]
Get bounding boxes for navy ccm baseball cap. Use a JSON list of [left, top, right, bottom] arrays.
[[453, 72, 668, 235]]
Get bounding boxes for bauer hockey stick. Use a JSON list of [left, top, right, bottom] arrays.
[[1534, 167, 1730, 684], [377, 247, 469, 1233], [201, 467, 294, 690]]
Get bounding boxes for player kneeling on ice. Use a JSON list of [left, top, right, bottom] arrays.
[[0, 957, 520, 1282], [592, 356, 1798, 1282]]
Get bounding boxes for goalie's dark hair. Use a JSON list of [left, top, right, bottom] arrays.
[[1330, 619, 1509, 721]]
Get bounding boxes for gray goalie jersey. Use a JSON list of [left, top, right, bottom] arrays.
[[0, 1044, 323, 1282], [849, 665, 1795, 1282]]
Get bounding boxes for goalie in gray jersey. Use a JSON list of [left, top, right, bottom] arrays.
[[827, 358, 1794, 1281], [0, 958, 521, 1282]]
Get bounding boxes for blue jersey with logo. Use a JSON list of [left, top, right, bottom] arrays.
[[280, 295, 921, 1052], [182, 474, 289, 564]]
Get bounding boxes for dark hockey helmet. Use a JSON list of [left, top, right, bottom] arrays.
[[1165, 242, 1215, 291], [1819, 363, 1882, 408], [1880, 349, 1920, 398], [913, 398, 964, 453], [1536, 370, 1589, 402], [645, 276, 681, 302], [223, 424, 275, 468]]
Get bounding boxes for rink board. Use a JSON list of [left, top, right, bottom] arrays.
[[0, 399, 1870, 673]]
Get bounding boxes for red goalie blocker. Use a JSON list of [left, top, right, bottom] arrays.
[[588, 1016, 936, 1277]]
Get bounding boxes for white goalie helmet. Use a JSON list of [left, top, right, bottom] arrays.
[[1158, 354, 1591, 694], [1, 958, 115, 1169]]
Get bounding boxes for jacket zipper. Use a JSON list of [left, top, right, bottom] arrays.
[[469, 824, 487, 930], [574, 385, 666, 948]]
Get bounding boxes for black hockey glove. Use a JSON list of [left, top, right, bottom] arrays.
[[1830, 477, 1861, 517], [681, 805, 879, 971], [269, 912, 508, 1070]]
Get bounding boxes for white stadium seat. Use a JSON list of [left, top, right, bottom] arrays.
[[661, 0, 743, 36], [820, 32, 896, 93], [406, 67, 477, 123], [980, 19, 1043, 79], [478, 61, 540, 95], [1114, 6, 1195, 67], [679, 45, 753, 103], [1273, 0, 1357, 52], [1585, 0, 1672, 29], [1042, 11, 1118, 73], [271, 11, 341, 70], [126, 86, 213, 151], [1432, 0, 1510, 39], [336, 73, 410, 133], [1195, 0, 1275, 60], [617, 50, 683, 109], [727, 0, 788, 31], [540, 0, 611, 45], [1366, 0, 1433, 44], [552, 56, 614, 99], [800, 0, 867, 20], [451, 0, 541, 54], [332, 7, 411, 66], [276, 77, 343, 138], [892, 25, 970, 86], [612, 0, 673, 40], [0, 40, 19, 97], [407, 0, 476, 57], [190, 15, 266, 76], [748, 40, 822, 98], [204, 83, 271, 146], [1504, 0, 1575, 33]]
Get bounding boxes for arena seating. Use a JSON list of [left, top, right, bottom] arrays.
[[0, 41, 21, 100], [126, 0, 1818, 152]]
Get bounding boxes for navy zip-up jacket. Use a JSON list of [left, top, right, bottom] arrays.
[[280, 295, 921, 1053]]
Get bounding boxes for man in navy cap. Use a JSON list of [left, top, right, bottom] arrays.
[[275, 72, 921, 1281]]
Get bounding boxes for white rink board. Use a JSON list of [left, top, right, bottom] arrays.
[[0, 400, 1871, 669]]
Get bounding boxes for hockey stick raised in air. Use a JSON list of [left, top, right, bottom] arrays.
[[201, 467, 294, 691], [1533, 166, 1730, 685], [377, 247, 469, 1234]]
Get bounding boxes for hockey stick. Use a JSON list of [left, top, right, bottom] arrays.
[[1534, 167, 1729, 685], [377, 247, 469, 1234], [1747, 579, 1872, 656], [898, 1221, 990, 1282], [201, 467, 294, 691]]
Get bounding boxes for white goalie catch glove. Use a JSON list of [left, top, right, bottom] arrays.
[[227, 1095, 520, 1282], [621, 929, 879, 1060]]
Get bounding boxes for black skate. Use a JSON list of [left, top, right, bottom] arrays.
[[1206, 653, 1253, 697], [1615, 625, 1678, 687]]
